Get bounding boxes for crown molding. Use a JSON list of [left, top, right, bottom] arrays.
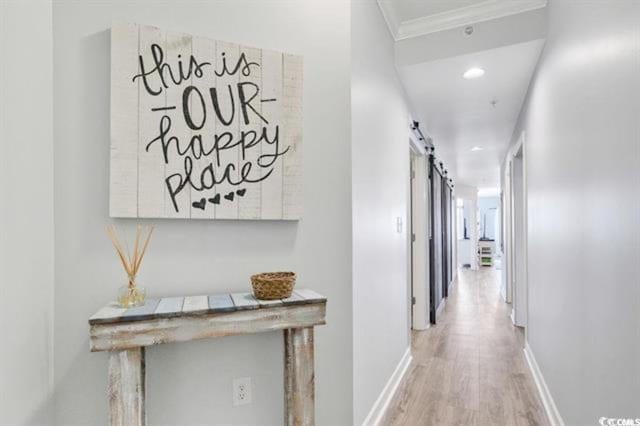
[[377, 0, 402, 40], [379, 0, 547, 41]]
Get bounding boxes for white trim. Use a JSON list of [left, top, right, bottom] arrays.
[[409, 130, 426, 155], [410, 151, 430, 331], [376, 0, 401, 40], [509, 132, 527, 328], [521, 132, 530, 337], [524, 343, 565, 426], [362, 348, 413, 426], [397, 0, 547, 40], [435, 298, 446, 318], [379, 0, 547, 41], [510, 129, 525, 158]]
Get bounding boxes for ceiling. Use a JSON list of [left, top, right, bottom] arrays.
[[399, 39, 544, 187], [379, 0, 547, 189]]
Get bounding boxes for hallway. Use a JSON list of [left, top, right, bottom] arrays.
[[384, 267, 548, 426]]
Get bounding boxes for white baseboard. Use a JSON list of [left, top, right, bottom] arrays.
[[523, 343, 565, 426], [436, 298, 446, 318], [413, 322, 431, 331], [448, 279, 456, 296], [362, 347, 412, 426]]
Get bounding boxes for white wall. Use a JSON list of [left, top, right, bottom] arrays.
[[506, 0, 640, 422], [478, 196, 500, 241], [352, 1, 413, 423], [457, 199, 473, 267], [52, 1, 353, 425], [456, 185, 478, 270], [0, 1, 54, 424]]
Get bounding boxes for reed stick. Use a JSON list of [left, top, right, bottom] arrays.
[[106, 225, 154, 288]]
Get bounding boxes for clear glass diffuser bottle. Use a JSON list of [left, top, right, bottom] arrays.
[[117, 275, 146, 308]]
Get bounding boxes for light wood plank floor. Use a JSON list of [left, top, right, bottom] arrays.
[[383, 267, 549, 426]]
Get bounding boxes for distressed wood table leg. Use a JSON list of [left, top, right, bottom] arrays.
[[284, 327, 315, 426], [108, 347, 145, 426]]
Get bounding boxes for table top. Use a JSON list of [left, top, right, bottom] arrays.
[[89, 289, 327, 326]]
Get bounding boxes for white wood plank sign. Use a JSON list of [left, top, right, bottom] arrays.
[[110, 24, 303, 220]]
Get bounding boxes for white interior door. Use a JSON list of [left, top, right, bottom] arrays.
[[512, 147, 527, 327], [504, 132, 527, 328], [504, 161, 513, 303], [411, 152, 429, 330]]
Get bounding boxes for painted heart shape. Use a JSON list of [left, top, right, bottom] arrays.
[[208, 194, 221, 205], [236, 188, 246, 197], [224, 192, 235, 201], [192, 198, 206, 210]]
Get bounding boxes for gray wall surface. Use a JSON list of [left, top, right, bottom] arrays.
[[0, 1, 54, 424], [351, 1, 413, 423], [52, 1, 353, 424], [507, 0, 640, 423]]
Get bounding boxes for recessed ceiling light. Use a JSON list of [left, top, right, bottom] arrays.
[[471, 146, 483, 151], [463, 67, 485, 79]]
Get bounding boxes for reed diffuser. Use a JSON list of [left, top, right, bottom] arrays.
[[106, 224, 154, 308]]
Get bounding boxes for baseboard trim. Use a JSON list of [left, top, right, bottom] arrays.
[[448, 279, 457, 296], [523, 342, 565, 426], [436, 298, 446, 318], [362, 347, 412, 426], [412, 322, 431, 331]]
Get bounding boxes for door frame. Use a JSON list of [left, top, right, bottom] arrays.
[[503, 162, 513, 303], [441, 173, 449, 299], [409, 136, 429, 330], [504, 131, 528, 328]]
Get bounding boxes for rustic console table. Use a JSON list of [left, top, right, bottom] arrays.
[[89, 289, 327, 426]]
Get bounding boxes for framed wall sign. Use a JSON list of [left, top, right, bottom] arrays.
[[110, 24, 303, 220]]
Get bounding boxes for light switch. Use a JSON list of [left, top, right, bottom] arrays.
[[397, 216, 403, 233]]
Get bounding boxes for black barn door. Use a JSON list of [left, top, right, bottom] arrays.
[[442, 174, 449, 298], [429, 155, 444, 324]]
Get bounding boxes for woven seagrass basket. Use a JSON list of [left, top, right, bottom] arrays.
[[251, 272, 296, 300]]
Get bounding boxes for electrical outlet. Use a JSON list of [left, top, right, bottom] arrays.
[[233, 377, 252, 406]]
